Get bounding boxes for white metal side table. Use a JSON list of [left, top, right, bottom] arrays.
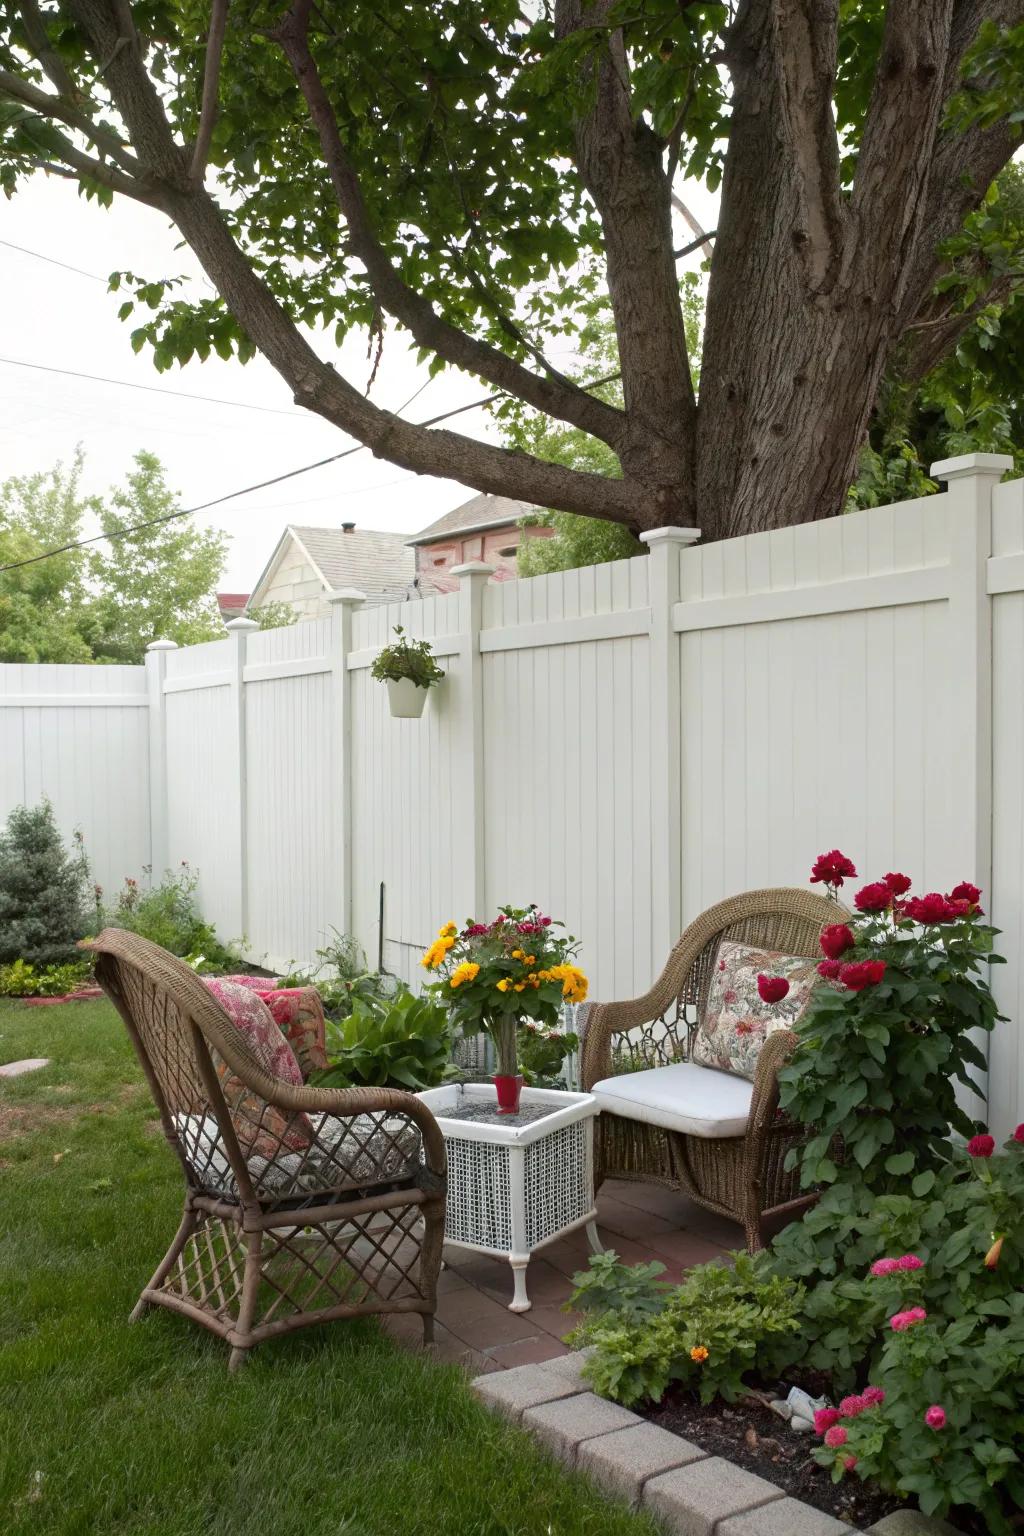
[[415, 1083, 602, 1312]]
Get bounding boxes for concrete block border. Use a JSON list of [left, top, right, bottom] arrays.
[[471, 1352, 964, 1536]]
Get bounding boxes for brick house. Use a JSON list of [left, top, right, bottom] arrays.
[[407, 493, 553, 594]]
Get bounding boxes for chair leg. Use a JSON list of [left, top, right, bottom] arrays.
[[227, 1345, 251, 1372], [422, 1312, 435, 1345], [225, 1228, 264, 1371], [130, 1205, 197, 1322]]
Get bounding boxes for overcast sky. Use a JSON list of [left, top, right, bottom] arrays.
[[0, 171, 717, 590]]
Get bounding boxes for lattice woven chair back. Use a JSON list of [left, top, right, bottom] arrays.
[[580, 887, 847, 1253], [87, 928, 447, 1368]]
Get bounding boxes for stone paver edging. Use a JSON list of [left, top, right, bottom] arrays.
[[472, 1352, 963, 1535]]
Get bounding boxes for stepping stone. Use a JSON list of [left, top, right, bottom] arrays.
[[0, 1058, 50, 1078]]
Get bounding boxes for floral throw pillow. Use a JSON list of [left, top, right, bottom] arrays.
[[691, 940, 820, 1082], [262, 987, 328, 1077], [202, 978, 312, 1160]]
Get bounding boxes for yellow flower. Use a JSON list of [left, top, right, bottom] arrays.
[[421, 939, 450, 970], [512, 948, 525, 960], [449, 962, 480, 989], [524, 954, 536, 966], [547, 963, 588, 1002], [690, 1346, 709, 1363], [496, 978, 512, 993], [530, 978, 541, 989], [438, 921, 458, 939], [513, 982, 526, 993]]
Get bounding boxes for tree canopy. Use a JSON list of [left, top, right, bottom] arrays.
[[2, 2, 1023, 543]]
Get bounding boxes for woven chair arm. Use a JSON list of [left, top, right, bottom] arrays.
[[580, 999, 641, 1090], [255, 1075, 448, 1177], [747, 1029, 797, 1134]]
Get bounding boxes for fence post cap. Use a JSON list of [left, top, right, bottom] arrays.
[[225, 617, 259, 632], [326, 587, 367, 604], [930, 453, 1015, 482], [450, 561, 495, 579], [639, 526, 702, 547], [146, 638, 179, 651]]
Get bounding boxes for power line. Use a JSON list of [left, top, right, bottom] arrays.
[[0, 238, 108, 284], [0, 354, 316, 417], [0, 368, 619, 574]]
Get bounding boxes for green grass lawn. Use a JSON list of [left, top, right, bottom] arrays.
[[0, 999, 656, 1536]]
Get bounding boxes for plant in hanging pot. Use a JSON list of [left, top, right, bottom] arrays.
[[422, 905, 587, 1114], [371, 625, 445, 717]]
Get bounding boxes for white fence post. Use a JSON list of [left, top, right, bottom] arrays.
[[144, 638, 177, 878], [640, 525, 702, 960], [931, 452, 1014, 1119], [452, 561, 494, 922], [326, 588, 365, 942], [225, 616, 259, 946]]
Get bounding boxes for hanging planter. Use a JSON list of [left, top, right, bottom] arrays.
[[371, 626, 445, 719]]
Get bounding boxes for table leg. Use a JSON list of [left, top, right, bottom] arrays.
[[509, 1258, 531, 1312]]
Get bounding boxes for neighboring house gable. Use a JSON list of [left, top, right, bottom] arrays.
[[248, 524, 415, 618], [408, 494, 553, 594]]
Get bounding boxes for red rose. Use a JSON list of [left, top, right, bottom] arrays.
[[854, 881, 892, 913], [949, 881, 982, 908], [820, 923, 855, 959], [904, 892, 957, 924], [1013, 1125, 1024, 1143], [757, 974, 790, 1004], [967, 1134, 995, 1158], [884, 872, 912, 896], [817, 959, 842, 979], [839, 959, 886, 991], [810, 849, 857, 888]]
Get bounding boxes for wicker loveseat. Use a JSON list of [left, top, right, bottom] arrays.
[[580, 887, 846, 1253], [87, 929, 447, 1368]]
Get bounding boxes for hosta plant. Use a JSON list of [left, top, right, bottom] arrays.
[[777, 854, 1002, 1193], [314, 986, 451, 1091]]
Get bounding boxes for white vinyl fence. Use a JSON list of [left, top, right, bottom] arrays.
[[3, 453, 1024, 1134]]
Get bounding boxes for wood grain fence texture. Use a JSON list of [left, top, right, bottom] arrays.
[[2, 454, 1023, 1132]]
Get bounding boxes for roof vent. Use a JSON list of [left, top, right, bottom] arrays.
[[341, 521, 356, 532]]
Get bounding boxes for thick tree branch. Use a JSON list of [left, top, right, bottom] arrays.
[[272, 0, 626, 451], [771, 0, 845, 292], [190, 0, 229, 184], [18, 0, 77, 98], [0, 65, 143, 177]]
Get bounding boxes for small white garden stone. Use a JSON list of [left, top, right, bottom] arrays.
[[769, 1398, 794, 1422], [0, 1058, 50, 1077]]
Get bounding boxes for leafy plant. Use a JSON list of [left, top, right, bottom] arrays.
[[777, 855, 1001, 1193], [518, 1021, 578, 1085], [570, 1252, 803, 1409], [0, 801, 89, 967], [0, 958, 92, 997], [567, 1249, 673, 1326], [105, 864, 238, 965], [313, 988, 452, 1090], [370, 626, 445, 690]]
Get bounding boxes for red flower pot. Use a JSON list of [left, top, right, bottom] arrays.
[[493, 1073, 524, 1115]]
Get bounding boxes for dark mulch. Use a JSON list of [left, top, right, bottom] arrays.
[[644, 1387, 903, 1531]]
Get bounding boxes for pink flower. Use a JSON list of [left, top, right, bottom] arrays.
[[896, 1254, 924, 1271], [723, 988, 738, 1004], [810, 850, 858, 888], [814, 1408, 841, 1435], [817, 959, 842, 979], [870, 1258, 899, 1277], [839, 1395, 866, 1418], [463, 923, 488, 937], [838, 959, 886, 991], [861, 1386, 885, 1406], [824, 1425, 848, 1448], [967, 1134, 995, 1158], [890, 1307, 927, 1332], [854, 881, 892, 913], [925, 1405, 946, 1430], [843, 1456, 858, 1471], [757, 974, 790, 1004]]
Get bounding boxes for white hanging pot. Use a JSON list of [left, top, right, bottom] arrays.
[[386, 677, 429, 718]]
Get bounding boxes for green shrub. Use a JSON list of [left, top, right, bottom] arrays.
[[370, 625, 445, 689], [0, 958, 92, 996], [569, 1251, 803, 1409], [0, 801, 89, 967], [313, 986, 452, 1090], [104, 863, 237, 964], [518, 1022, 578, 1085]]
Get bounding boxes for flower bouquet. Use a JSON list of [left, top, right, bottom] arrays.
[[421, 904, 587, 1113]]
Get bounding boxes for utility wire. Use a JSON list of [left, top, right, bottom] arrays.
[[0, 354, 318, 417], [0, 367, 620, 574], [0, 237, 108, 284]]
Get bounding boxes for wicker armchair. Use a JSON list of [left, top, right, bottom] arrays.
[[580, 888, 846, 1253], [87, 929, 447, 1369]]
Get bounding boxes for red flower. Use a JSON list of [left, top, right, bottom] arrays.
[[814, 1408, 841, 1434], [817, 959, 842, 980], [861, 1386, 885, 1406], [824, 1425, 848, 1448], [896, 1254, 924, 1271], [854, 881, 892, 913], [904, 892, 962, 924], [839, 959, 886, 991], [820, 923, 855, 959], [839, 1395, 866, 1418], [1013, 1125, 1024, 1143], [925, 1406, 946, 1431], [810, 849, 857, 888], [967, 1134, 995, 1158], [757, 974, 790, 1004], [890, 1307, 927, 1331], [843, 1456, 858, 1472], [949, 881, 982, 908], [884, 872, 912, 896]]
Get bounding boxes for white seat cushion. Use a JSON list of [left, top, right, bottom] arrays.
[[591, 1061, 753, 1139]]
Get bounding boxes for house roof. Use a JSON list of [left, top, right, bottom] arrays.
[[407, 493, 532, 547], [249, 525, 415, 607]]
